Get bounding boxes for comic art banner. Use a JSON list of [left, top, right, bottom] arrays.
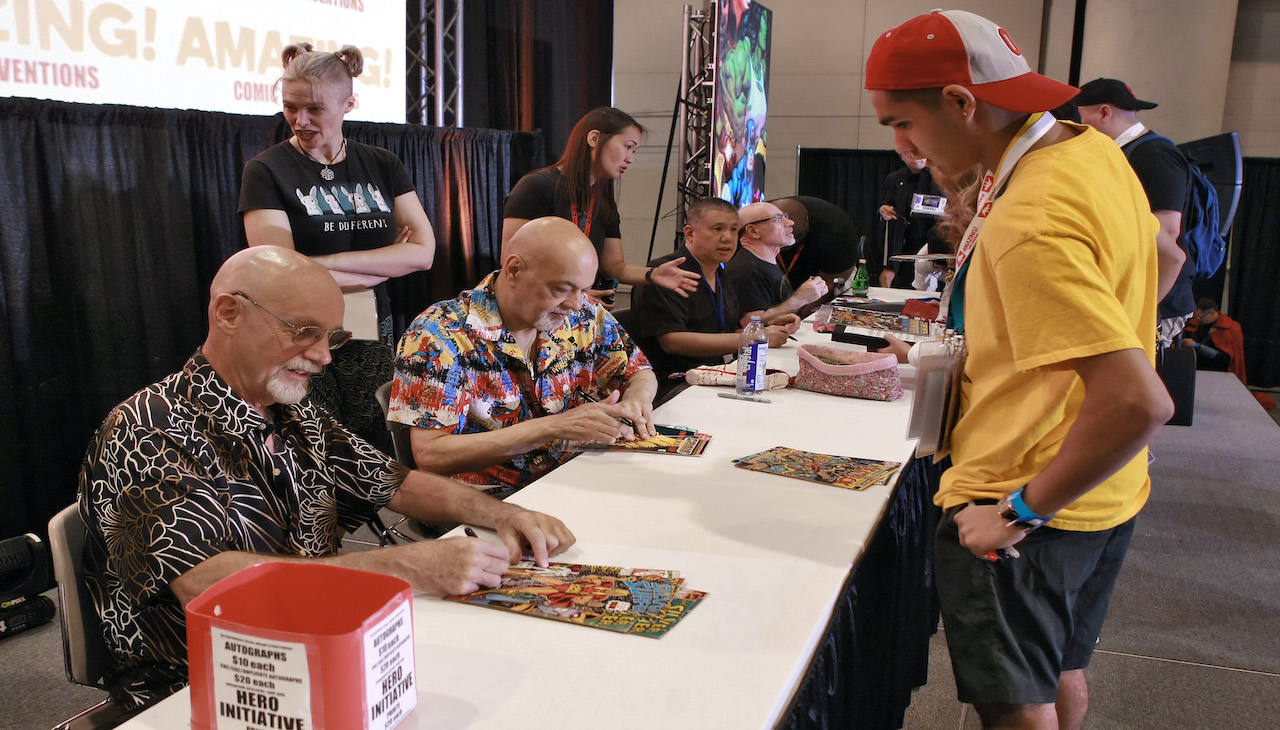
[[0, 0, 406, 122]]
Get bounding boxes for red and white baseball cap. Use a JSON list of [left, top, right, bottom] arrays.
[[865, 10, 1078, 114]]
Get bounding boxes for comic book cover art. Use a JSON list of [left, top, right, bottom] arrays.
[[445, 562, 707, 638], [828, 304, 936, 341], [732, 446, 901, 491], [561, 424, 712, 456]]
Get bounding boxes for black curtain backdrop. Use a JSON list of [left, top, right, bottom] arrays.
[[1225, 158, 1280, 388], [796, 148, 902, 263], [0, 97, 542, 540], [798, 148, 1280, 388], [463, 0, 614, 165]]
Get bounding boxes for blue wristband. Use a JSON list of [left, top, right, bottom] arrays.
[[1003, 487, 1052, 528]]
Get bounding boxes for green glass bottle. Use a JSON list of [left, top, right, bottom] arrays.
[[851, 258, 869, 297]]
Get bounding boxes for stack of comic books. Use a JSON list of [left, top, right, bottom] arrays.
[[732, 446, 901, 491], [446, 562, 707, 638], [827, 300, 941, 344]]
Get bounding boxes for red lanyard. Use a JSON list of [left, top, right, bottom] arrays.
[[779, 238, 806, 276], [570, 197, 595, 238]]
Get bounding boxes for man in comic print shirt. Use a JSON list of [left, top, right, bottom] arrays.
[[79, 246, 574, 712], [389, 217, 658, 492]]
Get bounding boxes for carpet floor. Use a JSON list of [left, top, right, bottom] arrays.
[[904, 371, 1280, 729]]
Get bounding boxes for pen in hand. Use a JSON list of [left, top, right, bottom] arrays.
[[578, 390, 637, 431], [464, 527, 478, 538]]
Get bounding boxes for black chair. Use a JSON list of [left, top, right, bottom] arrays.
[[48, 504, 130, 730], [610, 307, 639, 340], [374, 380, 416, 469], [1158, 346, 1197, 426], [374, 380, 456, 540]]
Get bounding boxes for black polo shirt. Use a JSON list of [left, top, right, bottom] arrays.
[[633, 245, 740, 378]]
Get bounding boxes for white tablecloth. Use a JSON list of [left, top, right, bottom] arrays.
[[119, 294, 922, 730]]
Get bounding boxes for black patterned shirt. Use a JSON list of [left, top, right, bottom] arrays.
[[78, 352, 407, 710]]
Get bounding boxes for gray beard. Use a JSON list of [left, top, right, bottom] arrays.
[[266, 375, 310, 405], [266, 359, 321, 404]]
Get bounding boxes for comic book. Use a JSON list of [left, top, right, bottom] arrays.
[[445, 561, 707, 638], [732, 446, 901, 491], [828, 301, 939, 343], [561, 424, 712, 456]]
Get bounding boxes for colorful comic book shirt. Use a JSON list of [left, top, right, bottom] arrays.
[[387, 272, 650, 490]]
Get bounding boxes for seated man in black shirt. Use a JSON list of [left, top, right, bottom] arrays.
[[727, 200, 829, 325], [633, 197, 798, 393]]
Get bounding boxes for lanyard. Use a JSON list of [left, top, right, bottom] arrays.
[[779, 238, 805, 276], [1113, 122, 1147, 148], [940, 112, 1057, 332], [702, 265, 727, 332], [570, 197, 595, 238]]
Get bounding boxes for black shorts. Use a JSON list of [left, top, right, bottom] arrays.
[[934, 503, 1136, 705]]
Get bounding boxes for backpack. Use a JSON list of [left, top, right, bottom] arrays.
[[1124, 134, 1227, 279]]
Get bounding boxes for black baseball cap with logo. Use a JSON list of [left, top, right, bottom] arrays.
[[1073, 78, 1158, 110]]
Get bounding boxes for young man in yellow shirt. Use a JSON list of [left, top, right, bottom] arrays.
[[865, 10, 1173, 729]]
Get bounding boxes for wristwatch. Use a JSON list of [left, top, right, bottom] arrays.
[[645, 267, 654, 283], [997, 487, 1053, 531]]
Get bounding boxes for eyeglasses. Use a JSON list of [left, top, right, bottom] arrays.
[[746, 213, 788, 226], [233, 292, 352, 350]]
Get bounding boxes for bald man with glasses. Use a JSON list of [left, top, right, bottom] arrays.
[[727, 201, 830, 325], [78, 246, 574, 713]]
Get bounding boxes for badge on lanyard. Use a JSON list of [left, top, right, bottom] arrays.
[[907, 333, 966, 459]]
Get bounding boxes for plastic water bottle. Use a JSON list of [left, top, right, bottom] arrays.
[[736, 315, 768, 395]]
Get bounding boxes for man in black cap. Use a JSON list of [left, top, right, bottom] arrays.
[[1076, 78, 1192, 347]]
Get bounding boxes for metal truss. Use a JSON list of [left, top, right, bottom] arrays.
[[406, 0, 463, 126], [674, 2, 716, 235]]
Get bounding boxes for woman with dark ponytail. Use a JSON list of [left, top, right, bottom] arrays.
[[503, 107, 700, 305]]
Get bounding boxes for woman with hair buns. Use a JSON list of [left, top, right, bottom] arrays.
[[502, 107, 700, 305], [239, 43, 434, 450]]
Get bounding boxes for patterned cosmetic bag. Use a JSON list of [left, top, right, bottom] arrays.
[[685, 363, 791, 390], [795, 344, 902, 401]]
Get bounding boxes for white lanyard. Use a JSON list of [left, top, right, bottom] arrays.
[[940, 112, 1058, 323], [1113, 122, 1147, 149]]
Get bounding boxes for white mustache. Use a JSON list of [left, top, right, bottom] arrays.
[[286, 359, 322, 374]]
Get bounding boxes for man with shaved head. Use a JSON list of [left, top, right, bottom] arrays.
[[79, 246, 575, 712], [726, 200, 829, 325], [389, 217, 657, 492]]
